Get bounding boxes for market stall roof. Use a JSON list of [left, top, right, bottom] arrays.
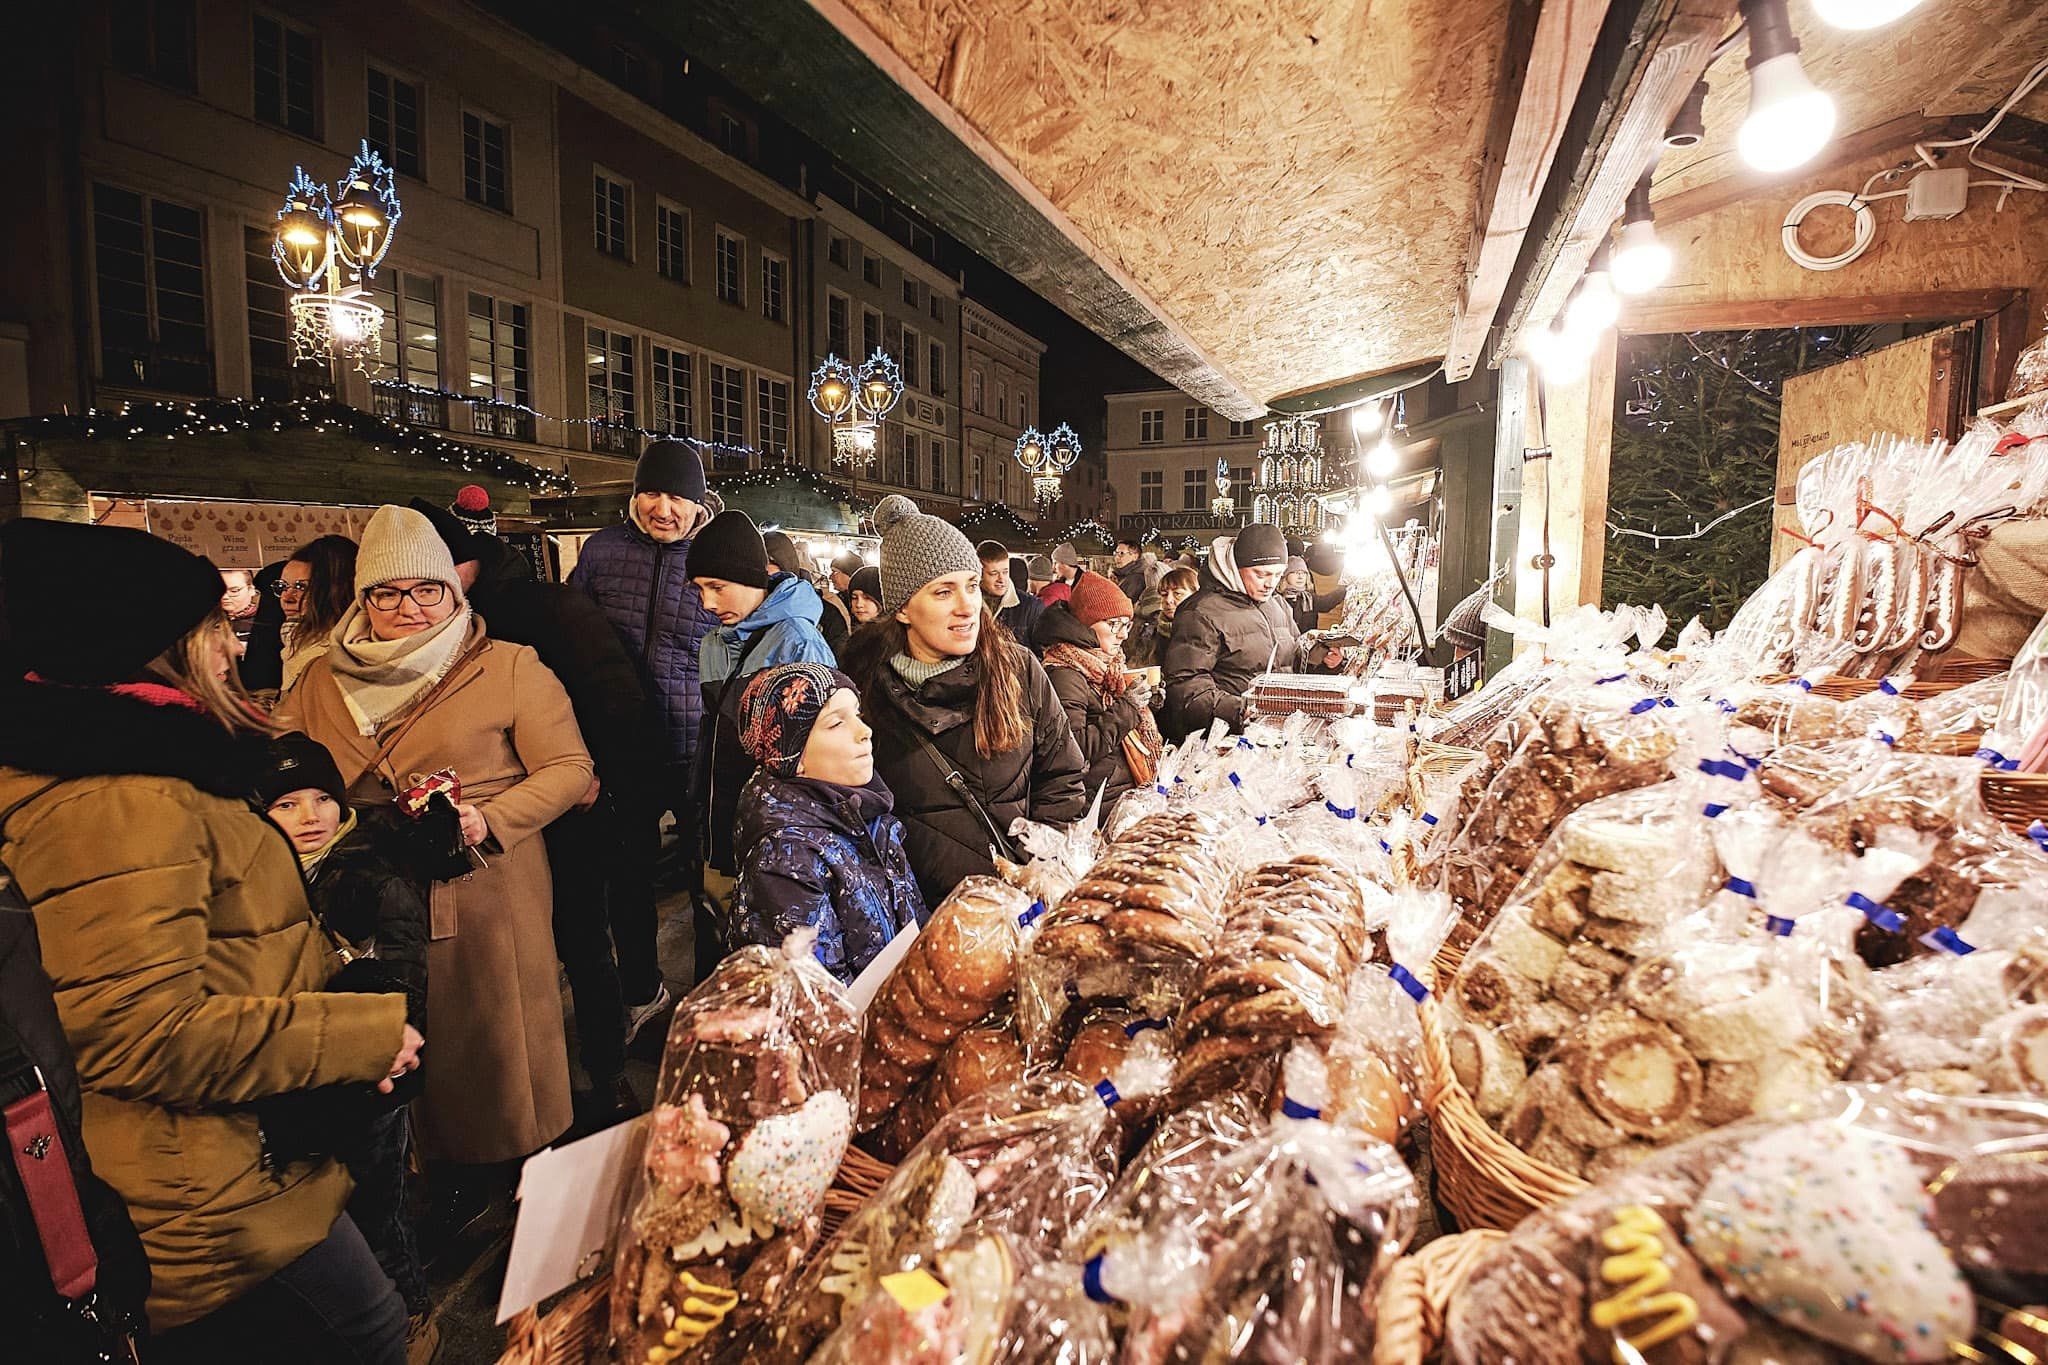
[[711, 467, 869, 535]]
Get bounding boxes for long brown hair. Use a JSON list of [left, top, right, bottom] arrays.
[[288, 534, 359, 643], [143, 608, 276, 736], [847, 607, 1028, 759]]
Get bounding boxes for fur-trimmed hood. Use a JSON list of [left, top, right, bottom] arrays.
[[0, 677, 273, 800]]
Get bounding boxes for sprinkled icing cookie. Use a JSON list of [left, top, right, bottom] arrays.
[[1683, 1122, 1972, 1362], [727, 1089, 852, 1229]]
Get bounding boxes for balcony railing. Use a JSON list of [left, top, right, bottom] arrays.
[[469, 400, 536, 442], [372, 383, 449, 429]]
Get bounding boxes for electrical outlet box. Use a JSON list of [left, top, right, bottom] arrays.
[[1904, 167, 1970, 221]]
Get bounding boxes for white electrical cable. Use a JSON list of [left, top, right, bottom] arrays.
[[1913, 56, 2048, 194], [1782, 190, 1878, 271]]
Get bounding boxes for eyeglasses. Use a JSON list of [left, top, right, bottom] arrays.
[[1103, 618, 1133, 636], [270, 579, 311, 595], [364, 582, 449, 612]]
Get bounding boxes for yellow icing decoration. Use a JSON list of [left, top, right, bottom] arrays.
[[880, 1268, 950, 1313], [668, 1271, 740, 1347], [1589, 1205, 1701, 1364]]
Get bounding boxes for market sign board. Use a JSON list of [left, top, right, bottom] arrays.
[[112, 497, 377, 567]]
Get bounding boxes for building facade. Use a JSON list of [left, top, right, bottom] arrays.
[[1104, 388, 1264, 546], [959, 299, 1044, 515]]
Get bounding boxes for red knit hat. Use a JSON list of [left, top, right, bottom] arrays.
[[1067, 570, 1134, 627]]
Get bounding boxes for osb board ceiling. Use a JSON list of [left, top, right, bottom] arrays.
[[825, 0, 1517, 405], [1653, 0, 2048, 201]]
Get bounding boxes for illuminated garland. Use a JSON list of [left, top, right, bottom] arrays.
[[19, 396, 576, 495], [959, 502, 1040, 542], [708, 460, 866, 510], [1053, 517, 1115, 547]]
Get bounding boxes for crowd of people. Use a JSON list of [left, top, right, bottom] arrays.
[[0, 437, 1343, 1364]]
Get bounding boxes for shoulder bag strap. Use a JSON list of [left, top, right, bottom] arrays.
[[908, 730, 1017, 864]]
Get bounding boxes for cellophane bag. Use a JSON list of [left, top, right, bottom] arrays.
[[1444, 1086, 2048, 1364], [1906, 670, 2008, 753], [608, 931, 860, 1362], [763, 1045, 1170, 1365], [1322, 889, 1461, 1146], [1984, 612, 2048, 771]]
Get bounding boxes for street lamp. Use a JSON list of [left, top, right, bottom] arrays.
[[1016, 421, 1080, 511], [810, 350, 903, 472], [273, 142, 403, 372], [1210, 456, 1235, 521]]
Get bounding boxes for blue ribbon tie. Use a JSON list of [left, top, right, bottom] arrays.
[[1094, 1079, 1121, 1108], [1702, 802, 1730, 819], [1388, 963, 1430, 1002], [1082, 1255, 1114, 1304], [2028, 820, 2048, 853], [1123, 1017, 1168, 1038], [1976, 748, 2019, 772], [1846, 891, 1904, 933], [1018, 900, 1047, 929], [1421, 811, 1439, 826], [1724, 876, 1758, 899], [1919, 926, 1975, 956], [1280, 1096, 1323, 1120], [1325, 801, 1357, 820], [1879, 677, 1904, 696], [1698, 758, 1748, 782], [1595, 673, 1627, 685], [1765, 915, 1795, 936]]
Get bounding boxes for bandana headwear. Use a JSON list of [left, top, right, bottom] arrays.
[[738, 662, 857, 778]]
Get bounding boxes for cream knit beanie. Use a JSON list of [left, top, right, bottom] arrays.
[[354, 504, 462, 595]]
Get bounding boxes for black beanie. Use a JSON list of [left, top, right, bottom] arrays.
[[407, 496, 484, 564], [686, 510, 770, 588], [634, 438, 707, 501], [1, 518, 227, 684], [976, 539, 1010, 562], [761, 530, 806, 576], [830, 549, 863, 578], [1235, 523, 1289, 568], [848, 566, 881, 601], [1305, 542, 1344, 578], [256, 731, 349, 810]]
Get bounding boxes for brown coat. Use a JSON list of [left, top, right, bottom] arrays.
[[0, 682, 409, 1330], [280, 620, 593, 1163]]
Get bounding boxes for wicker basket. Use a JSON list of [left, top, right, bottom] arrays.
[[1980, 770, 2048, 840], [1758, 653, 2007, 701], [1371, 1230, 1508, 1365], [1420, 999, 1586, 1232]]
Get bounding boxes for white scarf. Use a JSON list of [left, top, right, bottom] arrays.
[[323, 601, 476, 736]]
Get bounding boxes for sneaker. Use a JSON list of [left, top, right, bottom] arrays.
[[623, 983, 674, 1047]]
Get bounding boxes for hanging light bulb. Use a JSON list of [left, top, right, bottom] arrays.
[[1366, 484, 1395, 518], [1530, 323, 1591, 384], [1349, 401, 1384, 440], [1612, 175, 1674, 296], [1737, 0, 1836, 173], [1810, 0, 1925, 30], [1566, 244, 1621, 338], [1365, 435, 1398, 481]]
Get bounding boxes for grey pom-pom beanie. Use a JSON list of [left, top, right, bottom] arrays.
[[874, 494, 980, 614]]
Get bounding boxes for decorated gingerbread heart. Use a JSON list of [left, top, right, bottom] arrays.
[[726, 1089, 851, 1229], [1684, 1122, 1972, 1362]]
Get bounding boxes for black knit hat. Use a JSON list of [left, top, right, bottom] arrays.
[[976, 539, 1010, 562], [634, 438, 708, 501], [407, 496, 484, 564], [0, 517, 227, 684], [1235, 523, 1289, 568], [848, 566, 881, 602], [686, 510, 770, 588], [256, 731, 349, 810], [830, 549, 864, 578], [761, 530, 807, 577]]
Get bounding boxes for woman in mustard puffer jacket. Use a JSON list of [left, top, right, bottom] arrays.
[[0, 518, 418, 1363]]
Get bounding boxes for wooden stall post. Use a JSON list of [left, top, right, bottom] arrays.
[[1514, 331, 1619, 631]]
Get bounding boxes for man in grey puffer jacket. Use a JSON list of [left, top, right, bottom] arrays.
[[1161, 523, 1299, 738]]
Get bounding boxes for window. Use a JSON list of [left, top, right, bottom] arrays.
[[861, 250, 881, 288], [901, 326, 919, 388], [1139, 469, 1163, 512], [717, 110, 751, 160], [252, 14, 318, 137], [968, 368, 984, 414], [365, 67, 423, 178], [1230, 464, 1254, 494], [826, 291, 851, 358], [928, 293, 943, 323], [245, 226, 317, 400], [369, 270, 443, 424], [1139, 408, 1165, 443], [760, 252, 786, 324], [462, 110, 509, 210], [609, 45, 649, 99], [827, 231, 848, 269], [707, 361, 747, 457], [112, 0, 196, 91], [757, 377, 790, 458], [1184, 406, 1209, 440], [1228, 418, 1256, 439], [902, 277, 920, 309], [466, 293, 533, 440], [652, 345, 693, 438], [996, 381, 1007, 424], [585, 326, 638, 454], [655, 201, 690, 283], [903, 432, 921, 489], [1018, 394, 1029, 428], [714, 229, 743, 305], [1183, 466, 1209, 510], [930, 438, 948, 494], [928, 340, 945, 398], [93, 183, 209, 394], [594, 171, 631, 258], [860, 307, 881, 361]]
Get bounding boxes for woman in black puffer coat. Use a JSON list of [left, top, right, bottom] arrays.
[[841, 497, 1087, 908]]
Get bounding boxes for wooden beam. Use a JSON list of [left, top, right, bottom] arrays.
[[1619, 288, 2025, 333], [1492, 0, 1737, 368], [1651, 114, 1950, 226], [1443, 0, 1615, 383]]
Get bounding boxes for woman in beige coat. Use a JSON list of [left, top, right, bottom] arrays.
[[280, 506, 591, 1207]]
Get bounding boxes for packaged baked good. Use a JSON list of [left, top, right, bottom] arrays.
[[1322, 889, 1461, 1145], [609, 932, 861, 1363], [859, 877, 1030, 1131], [878, 1021, 1028, 1162], [1984, 611, 2048, 772], [1443, 1086, 2048, 1364], [762, 1049, 1168, 1364]]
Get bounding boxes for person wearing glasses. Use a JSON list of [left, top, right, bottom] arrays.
[[1034, 571, 1160, 807], [268, 534, 360, 694], [278, 505, 592, 1252]]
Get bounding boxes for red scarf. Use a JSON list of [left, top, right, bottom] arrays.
[[24, 673, 208, 713], [1042, 643, 1163, 753]]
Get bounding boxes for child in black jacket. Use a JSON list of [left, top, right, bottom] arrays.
[[257, 732, 430, 1321]]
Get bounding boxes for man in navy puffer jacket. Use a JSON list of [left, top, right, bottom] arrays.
[[568, 440, 717, 1020]]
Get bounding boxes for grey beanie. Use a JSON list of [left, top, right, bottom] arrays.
[[874, 494, 979, 614], [1051, 542, 1081, 568]]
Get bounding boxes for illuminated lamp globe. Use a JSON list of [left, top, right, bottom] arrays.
[[330, 180, 392, 270], [1364, 436, 1398, 481], [275, 208, 331, 289], [1738, 53, 1836, 173], [1530, 324, 1591, 384], [1612, 218, 1674, 296], [1349, 403, 1384, 439], [813, 376, 853, 419], [1366, 485, 1395, 518], [1810, 0, 1925, 28], [1565, 262, 1620, 338]]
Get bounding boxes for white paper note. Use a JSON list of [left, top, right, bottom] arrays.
[[847, 918, 920, 1016], [496, 1115, 646, 1323]]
